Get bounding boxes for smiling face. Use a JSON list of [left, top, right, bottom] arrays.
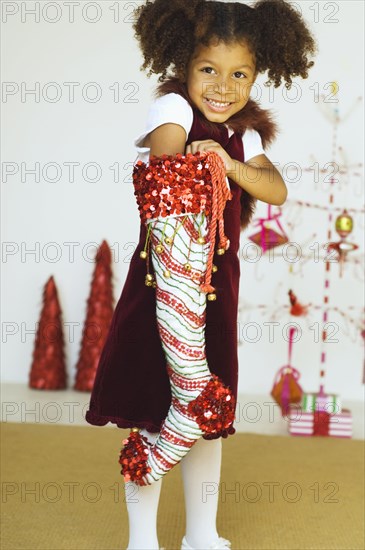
[[185, 38, 257, 123]]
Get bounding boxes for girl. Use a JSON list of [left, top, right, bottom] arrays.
[[86, 1, 316, 548]]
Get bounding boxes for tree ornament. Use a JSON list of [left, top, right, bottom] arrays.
[[249, 204, 289, 253], [270, 326, 303, 416], [328, 208, 359, 277], [288, 289, 309, 316], [335, 209, 353, 237]]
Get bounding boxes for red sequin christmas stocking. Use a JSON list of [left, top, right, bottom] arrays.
[[119, 153, 236, 486]]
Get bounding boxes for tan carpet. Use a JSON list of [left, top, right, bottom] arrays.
[[1, 422, 364, 550]]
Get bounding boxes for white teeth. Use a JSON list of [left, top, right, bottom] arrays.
[[206, 98, 231, 107]]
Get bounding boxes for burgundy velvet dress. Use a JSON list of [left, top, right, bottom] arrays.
[[85, 103, 247, 440]]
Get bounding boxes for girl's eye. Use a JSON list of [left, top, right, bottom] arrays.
[[201, 68, 247, 79], [201, 67, 215, 74]]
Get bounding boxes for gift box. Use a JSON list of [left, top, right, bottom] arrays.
[[302, 384, 341, 414], [287, 405, 352, 438]]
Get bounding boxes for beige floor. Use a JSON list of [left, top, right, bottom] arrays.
[[1, 420, 364, 550]]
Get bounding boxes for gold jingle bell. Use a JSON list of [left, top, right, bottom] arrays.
[[155, 244, 164, 254], [164, 236, 173, 245], [212, 264, 218, 273], [131, 427, 140, 433], [216, 248, 225, 256], [145, 273, 154, 287], [140, 250, 148, 260], [184, 263, 192, 271], [163, 269, 171, 278], [152, 281, 157, 288], [207, 293, 217, 301], [197, 236, 206, 244]]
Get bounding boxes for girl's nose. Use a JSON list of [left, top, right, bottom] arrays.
[[217, 81, 239, 102]]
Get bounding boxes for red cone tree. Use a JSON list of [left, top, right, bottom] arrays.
[[29, 276, 67, 389], [74, 240, 115, 391]]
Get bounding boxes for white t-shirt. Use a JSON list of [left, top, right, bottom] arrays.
[[133, 92, 265, 166]]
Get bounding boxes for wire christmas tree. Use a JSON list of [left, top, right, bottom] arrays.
[[239, 85, 364, 390]]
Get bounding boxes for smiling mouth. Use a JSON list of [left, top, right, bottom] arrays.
[[203, 97, 233, 108]]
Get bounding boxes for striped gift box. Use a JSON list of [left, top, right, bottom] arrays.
[[287, 406, 352, 438], [301, 386, 341, 414]]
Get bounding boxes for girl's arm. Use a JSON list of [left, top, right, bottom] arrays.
[[226, 154, 287, 206], [146, 126, 287, 206], [148, 123, 186, 157], [185, 139, 287, 207]]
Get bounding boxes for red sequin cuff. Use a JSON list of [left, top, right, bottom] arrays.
[[187, 374, 236, 435], [133, 152, 228, 222], [134, 150, 232, 296]]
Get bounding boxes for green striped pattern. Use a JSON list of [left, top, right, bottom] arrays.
[[141, 212, 214, 484]]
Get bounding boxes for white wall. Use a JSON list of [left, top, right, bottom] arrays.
[[2, 1, 364, 401]]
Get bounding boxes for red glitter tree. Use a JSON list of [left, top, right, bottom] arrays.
[[29, 276, 67, 390], [74, 240, 115, 391]]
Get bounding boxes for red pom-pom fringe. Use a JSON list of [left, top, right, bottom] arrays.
[[118, 430, 152, 485], [187, 374, 236, 434], [203, 425, 236, 440]]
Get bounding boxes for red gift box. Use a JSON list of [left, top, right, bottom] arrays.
[[288, 405, 352, 438]]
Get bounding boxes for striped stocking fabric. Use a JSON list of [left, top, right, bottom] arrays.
[[120, 212, 235, 486]]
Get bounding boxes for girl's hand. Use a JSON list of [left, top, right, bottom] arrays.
[[185, 140, 235, 176]]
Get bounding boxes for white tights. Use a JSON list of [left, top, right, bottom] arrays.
[[125, 428, 222, 550]]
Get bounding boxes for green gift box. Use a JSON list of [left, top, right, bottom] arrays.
[[302, 385, 341, 414]]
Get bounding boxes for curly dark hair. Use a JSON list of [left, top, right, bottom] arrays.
[[132, 0, 317, 89]]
